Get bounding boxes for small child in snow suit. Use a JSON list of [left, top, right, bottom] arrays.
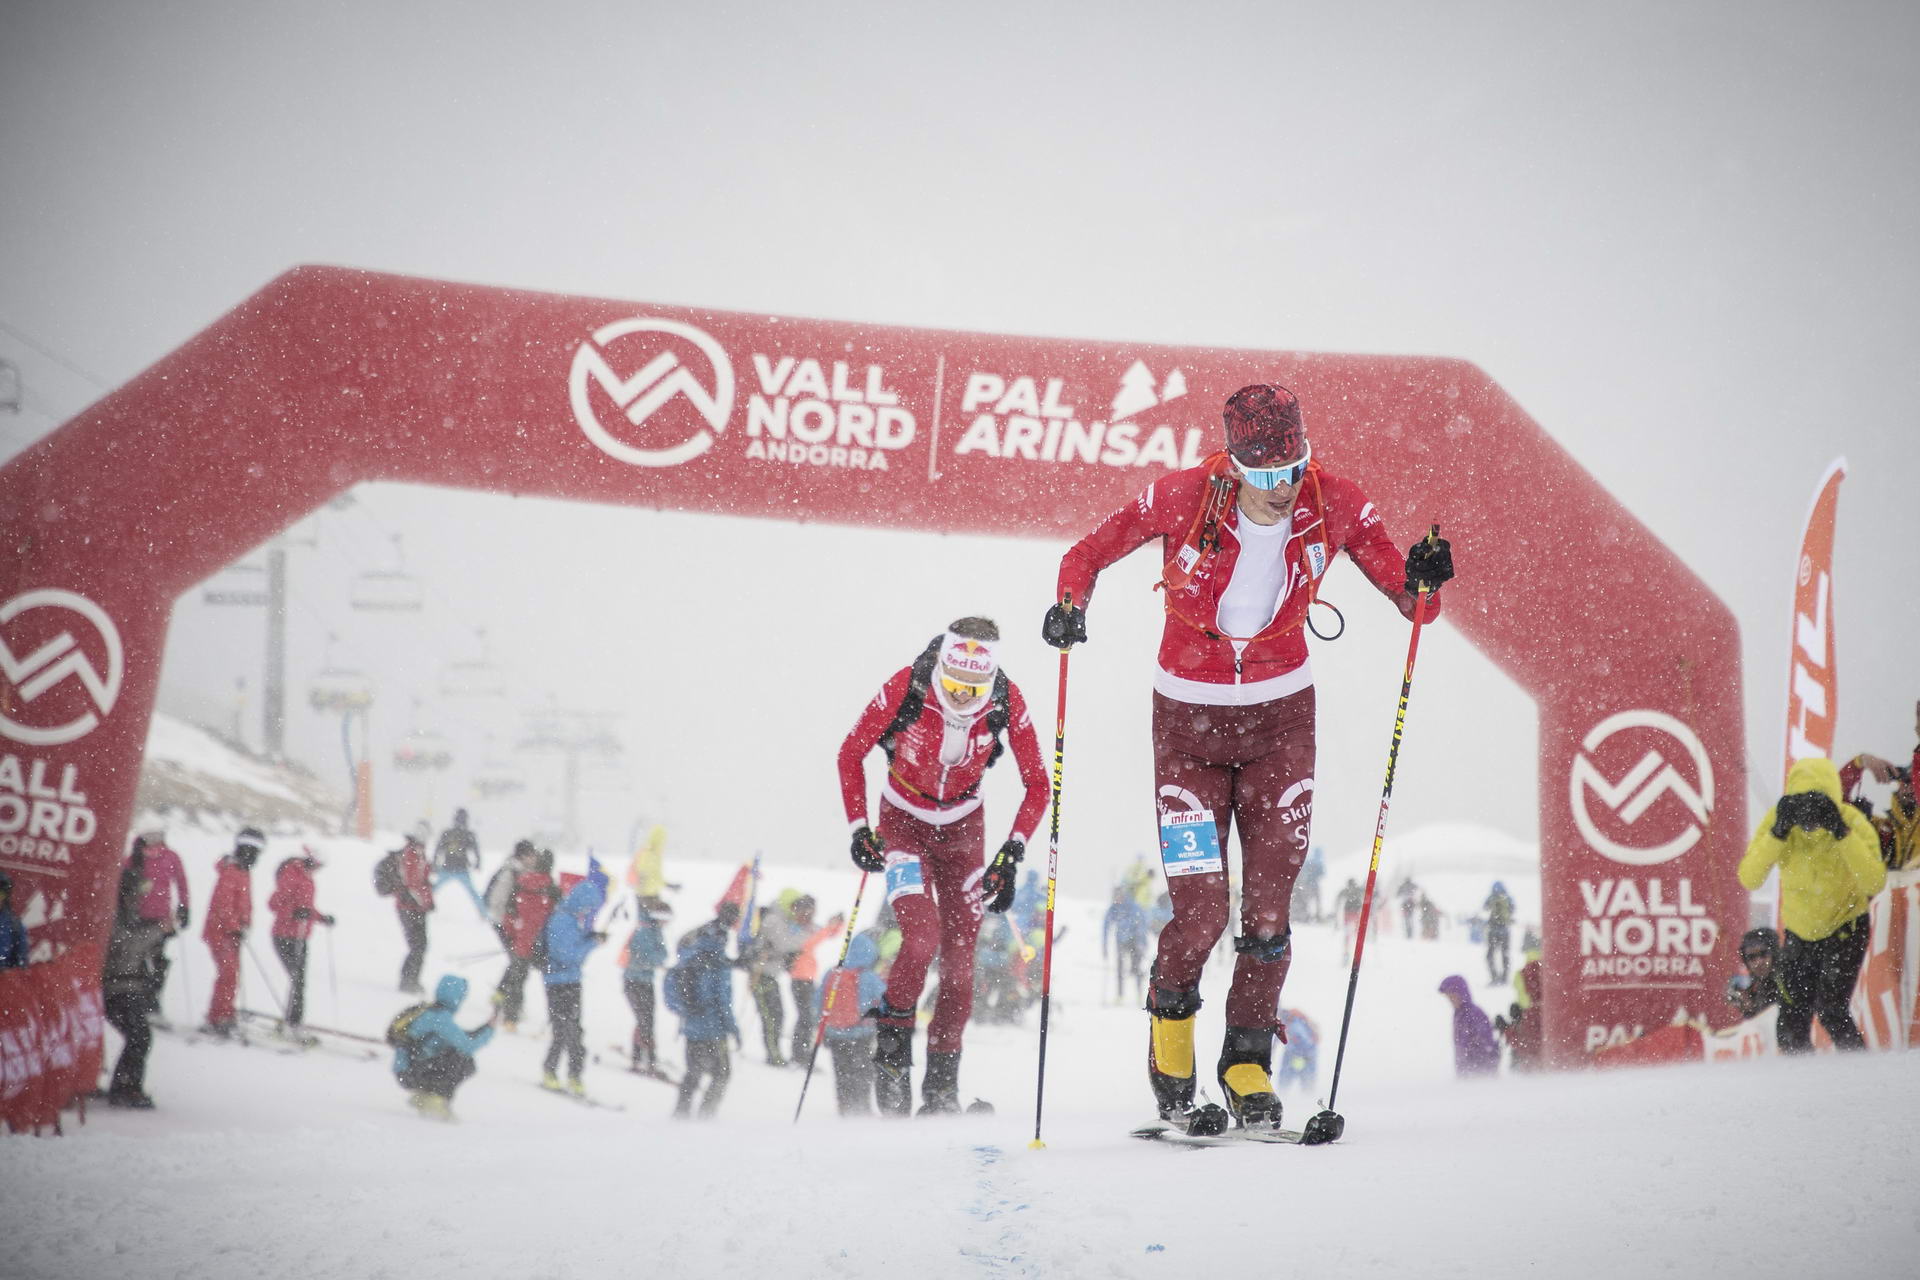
[[1439, 974, 1500, 1077], [665, 924, 739, 1118], [393, 974, 495, 1120], [818, 933, 886, 1115]]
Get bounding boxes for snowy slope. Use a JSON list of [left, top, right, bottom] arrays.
[[9, 829, 1915, 1279]]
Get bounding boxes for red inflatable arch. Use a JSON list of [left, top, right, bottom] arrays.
[[0, 266, 1747, 1064]]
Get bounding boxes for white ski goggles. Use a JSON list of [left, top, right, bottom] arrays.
[[1231, 445, 1311, 490]]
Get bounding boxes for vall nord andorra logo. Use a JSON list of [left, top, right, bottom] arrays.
[[0, 589, 125, 746], [1569, 709, 1715, 867], [569, 317, 736, 467]]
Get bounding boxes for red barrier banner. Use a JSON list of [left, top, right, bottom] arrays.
[[0, 944, 100, 1134], [1783, 458, 1846, 785], [0, 267, 1751, 1065]]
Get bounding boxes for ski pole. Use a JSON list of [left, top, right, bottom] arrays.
[[792, 870, 870, 1124], [1030, 594, 1073, 1150], [326, 925, 339, 1020], [1309, 533, 1440, 1145], [243, 937, 289, 1021]]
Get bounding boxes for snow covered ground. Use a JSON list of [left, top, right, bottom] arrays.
[[8, 827, 1916, 1279]]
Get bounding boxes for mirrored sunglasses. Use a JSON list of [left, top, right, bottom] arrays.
[[1231, 448, 1310, 491], [939, 673, 992, 699]]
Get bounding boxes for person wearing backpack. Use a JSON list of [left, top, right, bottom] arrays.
[[665, 924, 739, 1118], [386, 829, 435, 995], [817, 932, 886, 1115], [390, 974, 495, 1121], [836, 617, 1048, 1116], [494, 848, 558, 1031], [538, 867, 607, 1096]]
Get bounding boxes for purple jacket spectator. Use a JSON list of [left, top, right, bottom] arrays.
[[1440, 974, 1500, 1076]]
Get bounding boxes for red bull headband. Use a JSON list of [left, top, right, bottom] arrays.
[[941, 633, 998, 680]]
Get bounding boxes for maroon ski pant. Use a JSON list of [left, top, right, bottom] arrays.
[[1151, 687, 1315, 1029], [876, 802, 986, 1053]]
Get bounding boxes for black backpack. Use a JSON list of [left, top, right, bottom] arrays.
[[385, 1001, 432, 1048], [878, 636, 1013, 773], [373, 850, 402, 897]]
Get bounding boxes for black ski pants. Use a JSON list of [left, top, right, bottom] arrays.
[[273, 936, 309, 1025], [1776, 914, 1872, 1052], [104, 991, 153, 1096], [789, 977, 818, 1063], [400, 1049, 476, 1100], [397, 908, 429, 991], [829, 1036, 875, 1115], [543, 982, 586, 1079], [752, 973, 785, 1063], [623, 976, 656, 1066], [675, 1038, 730, 1117], [1486, 922, 1510, 985], [497, 955, 535, 1023]]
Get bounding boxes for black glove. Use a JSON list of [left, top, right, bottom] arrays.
[[1404, 531, 1454, 595], [850, 826, 886, 873], [175, 905, 190, 931], [1041, 602, 1087, 650], [320, 914, 337, 927], [981, 840, 1024, 913], [1773, 792, 1846, 839], [293, 907, 312, 921]]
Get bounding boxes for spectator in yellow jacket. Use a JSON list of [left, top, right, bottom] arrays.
[[1738, 757, 1887, 1052]]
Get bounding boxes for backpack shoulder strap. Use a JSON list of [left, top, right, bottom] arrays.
[[983, 671, 1012, 769], [878, 636, 944, 760]]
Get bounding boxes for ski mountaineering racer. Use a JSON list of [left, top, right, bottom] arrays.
[[837, 618, 1049, 1115], [1043, 383, 1454, 1137]]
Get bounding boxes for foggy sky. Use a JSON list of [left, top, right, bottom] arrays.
[[3, 1, 1916, 882]]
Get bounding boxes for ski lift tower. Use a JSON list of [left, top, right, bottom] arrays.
[[308, 633, 376, 837], [515, 704, 624, 851]]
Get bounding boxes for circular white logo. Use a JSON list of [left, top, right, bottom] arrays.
[[569, 317, 734, 467], [1569, 709, 1714, 866], [0, 588, 125, 746]]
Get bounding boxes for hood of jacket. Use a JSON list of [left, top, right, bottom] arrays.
[[560, 877, 606, 921], [1785, 756, 1846, 804], [435, 974, 469, 1009], [1438, 974, 1473, 1003]]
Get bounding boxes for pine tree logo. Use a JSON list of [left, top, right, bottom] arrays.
[[1111, 360, 1188, 422]]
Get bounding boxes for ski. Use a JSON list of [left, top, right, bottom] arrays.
[[1130, 1124, 1308, 1147], [240, 1008, 385, 1045], [533, 1083, 627, 1111]]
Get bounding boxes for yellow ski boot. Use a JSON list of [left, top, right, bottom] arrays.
[[1148, 982, 1227, 1136], [540, 1070, 564, 1092], [1218, 1026, 1284, 1130]]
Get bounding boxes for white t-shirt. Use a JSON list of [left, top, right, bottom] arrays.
[[1215, 513, 1293, 641]]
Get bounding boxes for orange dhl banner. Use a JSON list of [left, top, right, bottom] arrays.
[[1782, 457, 1847, 785]]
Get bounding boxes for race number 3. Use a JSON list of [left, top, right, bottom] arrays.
[[1159, 809, 1224, 877]]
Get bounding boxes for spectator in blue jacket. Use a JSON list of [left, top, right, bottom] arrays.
[[623, 897, 671, 1076], [1276, 1007, 1319, 1093], [817, 932, 886, 1115], [0, 871, 29, 968], [394, 974, 495, 1120], [1102, 887, 1149, 1005], [539, 873, 607, 1096], [1011, 869, 1046, 935], [665, 924, 739, 1118]]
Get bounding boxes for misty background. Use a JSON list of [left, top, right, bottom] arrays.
[[3, 1, 1915, 884]]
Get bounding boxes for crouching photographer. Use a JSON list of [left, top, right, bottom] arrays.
[[1724, 928, 1781, 1020], [1738, 759, 1886, 1052]]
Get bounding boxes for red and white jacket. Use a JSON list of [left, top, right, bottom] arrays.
[[838, 665, 1050, 847], [1057, 460, 1438, 702], [268, 858, 322, 942]]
